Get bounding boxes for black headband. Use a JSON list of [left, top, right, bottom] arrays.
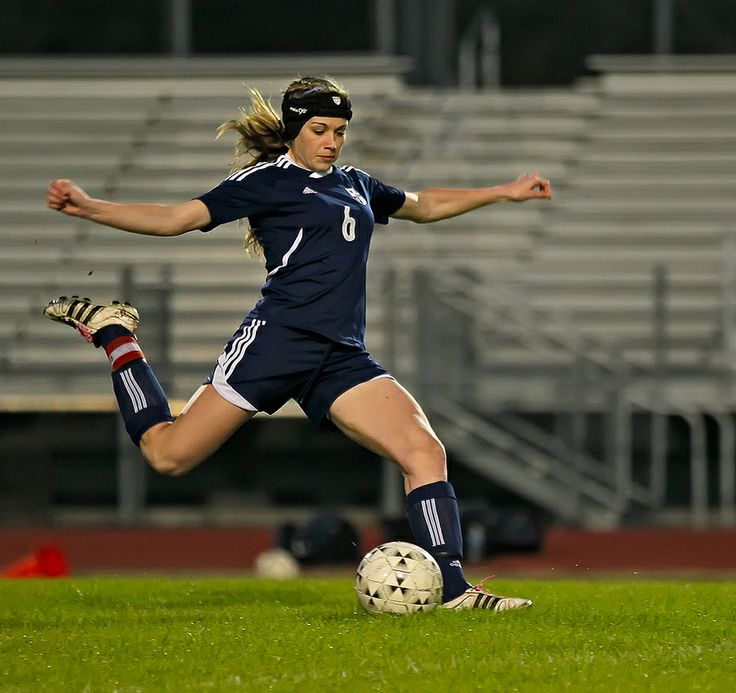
[[281, 89, 352, 142]]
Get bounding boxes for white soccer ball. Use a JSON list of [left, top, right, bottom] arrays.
[[254, 548, 300, 580], [355, 541, 443, 615]]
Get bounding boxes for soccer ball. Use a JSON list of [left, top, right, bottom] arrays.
[[355, 541, 443, 615], [254, 548, 300, 579]]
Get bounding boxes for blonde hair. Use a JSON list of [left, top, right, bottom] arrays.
[[217, 76, 349, 256]]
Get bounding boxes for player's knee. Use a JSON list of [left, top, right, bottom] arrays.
[[426, 436, 447, 477], [144, 451, 180, 476], [402, 433, 447, 479], [139, 423, 194, 476], [142, 445, 193, 477]]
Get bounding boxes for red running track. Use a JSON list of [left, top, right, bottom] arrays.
[[0, 528, 734, 576], [479, 528, 736, 577]]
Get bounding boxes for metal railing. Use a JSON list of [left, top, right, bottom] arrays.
[[383, 262, 736, 528]]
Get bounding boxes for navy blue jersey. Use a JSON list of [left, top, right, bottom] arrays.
[[197, 154, 405, 347]]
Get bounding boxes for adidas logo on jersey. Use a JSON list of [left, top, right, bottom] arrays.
[[302, 186, 317, 195]]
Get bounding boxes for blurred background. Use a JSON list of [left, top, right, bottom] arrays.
[[1, 0, 735, 573]]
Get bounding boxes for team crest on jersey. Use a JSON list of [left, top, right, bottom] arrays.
[[345, 187, 367, 205]]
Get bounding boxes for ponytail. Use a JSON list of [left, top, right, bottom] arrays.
[[216, 89, 287, 255]]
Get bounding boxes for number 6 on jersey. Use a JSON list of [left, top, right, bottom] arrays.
[[342, 205, 357, 241]]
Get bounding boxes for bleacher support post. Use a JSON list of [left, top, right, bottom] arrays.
[[608, 347, 632, 514], [719, 238, 736, 526], [688, 413, 708, 529], [652, 0, 675, 55], [721, 237, 736, 401], [651, 265, 669, 507], [167, 0, 192, 56], [373, 0, 397, 55], [569, 338, 588, 473], [458, 7, 500, 89], [117, 422, 147, 526], [400, 0, 456, 86], [715, 412, 736, 527]]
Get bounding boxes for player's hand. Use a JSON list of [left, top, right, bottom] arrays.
[[505, 172, 552, 202], [47, 178, 92, 217]]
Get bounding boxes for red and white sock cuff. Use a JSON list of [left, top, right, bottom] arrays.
[[104, 335, 145, 370]]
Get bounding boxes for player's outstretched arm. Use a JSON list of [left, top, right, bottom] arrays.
[[391, 172, 552, 224], [47, 178, 211, 236]]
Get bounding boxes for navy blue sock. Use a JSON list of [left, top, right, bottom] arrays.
[[93, 324, 133, 349], [94, 326, 174, 446], [112, 360, 174, 446], [406, 481, 470, 602]]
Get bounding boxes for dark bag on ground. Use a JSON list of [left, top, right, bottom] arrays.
[[277, 512, 360, 564]]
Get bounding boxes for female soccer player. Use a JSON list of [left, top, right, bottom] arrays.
[[45, 76, 551, 611]]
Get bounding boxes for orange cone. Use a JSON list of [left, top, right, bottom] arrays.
[[1, 543, 71, 578]]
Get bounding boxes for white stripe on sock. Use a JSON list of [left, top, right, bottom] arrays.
[[429, 498, 445, 545], [125, 369, 148, 411], [120, 369, 144, 414], [108, 341, 142, 366], [422, 500, 439, 546], [421, 499, 441, 546]]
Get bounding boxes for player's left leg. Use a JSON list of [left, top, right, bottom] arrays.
[[43, 296, 255, 475], [328, 377, 531, 611]]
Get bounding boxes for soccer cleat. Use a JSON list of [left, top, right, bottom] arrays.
[[442, 577, 532, 612], [43, 295, 139, 343]]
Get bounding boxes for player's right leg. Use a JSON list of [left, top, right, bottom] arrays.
[[328, 376, 532, 612], [43, 296, 254, 475]]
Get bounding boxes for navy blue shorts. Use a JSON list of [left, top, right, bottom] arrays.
[[206, 317, 392, 427]]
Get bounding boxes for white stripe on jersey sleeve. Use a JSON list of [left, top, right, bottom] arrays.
[[224, 160, 271, 182], [224, 154, 292, 182], [231, 161, 277, 182], [341, 165, 370, 177]]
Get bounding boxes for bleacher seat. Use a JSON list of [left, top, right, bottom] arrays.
[[1, 57, 735, 410]]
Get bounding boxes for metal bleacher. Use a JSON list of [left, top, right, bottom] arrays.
[[0, 58, 591, 402], [512, 60, 736, 403], [0, 58, 409, 400], [2, 55, 736, 527], [3, 57, 736, 403]]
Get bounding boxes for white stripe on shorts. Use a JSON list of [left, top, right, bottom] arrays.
[[211, 363, 259, 412], [221, 320, 255, 373], [221, 319, 263, 380]]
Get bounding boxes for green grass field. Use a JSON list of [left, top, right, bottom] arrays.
[[0, 577, 734, 692]]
